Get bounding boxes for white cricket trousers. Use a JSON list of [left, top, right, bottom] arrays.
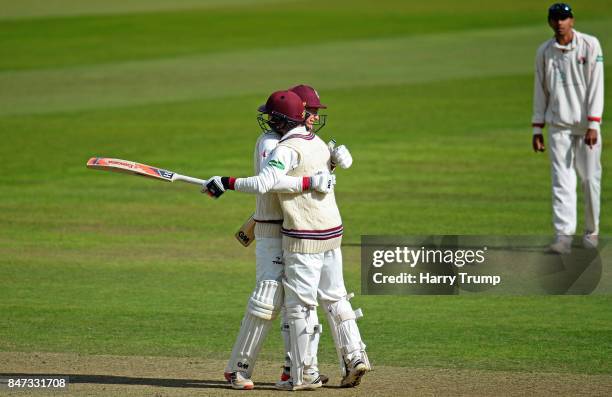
[[283, 247, 366, 375], [548, 126, 601, 236], [255, 237, 283, 282], [282, 247, 347, 307]]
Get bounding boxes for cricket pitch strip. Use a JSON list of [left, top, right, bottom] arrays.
[[1, 352, 610, 396]]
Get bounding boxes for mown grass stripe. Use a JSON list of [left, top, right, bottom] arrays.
[[1, 19, 609, 116]]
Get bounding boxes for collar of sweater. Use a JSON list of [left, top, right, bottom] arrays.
[[282, 126, 309, 139]]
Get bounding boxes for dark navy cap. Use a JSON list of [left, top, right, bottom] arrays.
[[548, 3, 573, 20]]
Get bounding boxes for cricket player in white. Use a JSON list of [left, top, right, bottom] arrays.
[[219, 91, 336, 390], [532, 3, 604, 254], [205, 90, 370, 390]]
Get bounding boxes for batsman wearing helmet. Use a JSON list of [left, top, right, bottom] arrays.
[[205, 88, 370, 390], [218, 89, 336, 390], [281, 85, 362, 388]]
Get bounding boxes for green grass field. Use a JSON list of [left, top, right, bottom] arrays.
[[1, 0, 611, 390]]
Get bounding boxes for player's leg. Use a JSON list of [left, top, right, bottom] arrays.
[[276, 251, 323, 391], [224, 237, 284, 389], [280, 295, 329, 385], [548, 128, 577, 252], [574, 130, 602, 247], [318, 247, 370, 387], [279, 307, 291, 381]]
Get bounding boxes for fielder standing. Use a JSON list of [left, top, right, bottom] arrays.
[[532, 3, 604, 253]]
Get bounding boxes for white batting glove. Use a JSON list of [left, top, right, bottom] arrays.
[[310, 171, 336, 193], [331, 145, 352, 169]]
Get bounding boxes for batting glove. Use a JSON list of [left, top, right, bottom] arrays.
[[310, 171, 336, 193], [203, 176, 235, 199], [331, 145, 352, 169]]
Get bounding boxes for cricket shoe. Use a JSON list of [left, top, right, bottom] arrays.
[[280, 366, 290, 382], [549, 236, 572, 255], [583, 234, 599, 249], [275, 373, 323, 391], [224, 371, 254, 390], [340, 357, 369, 388], [280, 366, 329, 384]]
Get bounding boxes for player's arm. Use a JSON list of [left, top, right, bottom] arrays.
[[585, 38, 604, 147], [270, 173, 334, 193], [204, 146, 335, 198], [532, 45, 548, 152], [205, 146, 294, 197]]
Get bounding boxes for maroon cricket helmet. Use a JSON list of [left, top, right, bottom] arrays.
[[257, 90, 306, 123], [289, 84, 327, 109]]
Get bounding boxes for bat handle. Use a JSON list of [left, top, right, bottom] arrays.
[[328, 139, 337, 172], [175, 174, 208, 185], [328, 139, 336, 152]]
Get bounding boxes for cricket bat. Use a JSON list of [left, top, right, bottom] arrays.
[[86, 157, 207, 186], [235, 214, 256, 247]]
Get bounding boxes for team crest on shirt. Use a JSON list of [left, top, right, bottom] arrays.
[[578, 56, 586, 65]]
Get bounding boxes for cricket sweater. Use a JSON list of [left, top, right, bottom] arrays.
[[277, 132, 343, 254], [532, 30, 604, 135]]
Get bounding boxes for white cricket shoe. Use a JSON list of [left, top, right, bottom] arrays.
[[583, 234, 599, 249], [549, 236, 572, 255], [280, 366, 329, 385], [340, 356, 369, 388], [275, 373, 323, 391], [224, 371, 254, 390]]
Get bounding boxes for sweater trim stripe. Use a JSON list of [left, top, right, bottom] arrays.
[[281, 230, 342, 240], [281, 226, 344, 239], [254, 218, 283, 224], [279, 132, 315, 143], [281, 225, 343, 233]]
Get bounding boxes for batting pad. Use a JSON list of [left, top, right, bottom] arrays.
[[321, 296, 367, 375], [226, 280, 283, 377], [285, 305, 321, 385], [248, 279, 282, 320]]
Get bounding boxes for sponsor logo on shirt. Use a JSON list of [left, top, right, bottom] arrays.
[[268, 160, 285, 170]]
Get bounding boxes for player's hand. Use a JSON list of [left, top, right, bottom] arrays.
[[331, 145, 353, 169], [532, 134, 545, 152], [203, 176, 225, 199], [584, 129, 598, 148], [310, 171, 336, 193]]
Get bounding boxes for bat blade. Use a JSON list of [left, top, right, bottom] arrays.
[[87, 157, 175, 182], [235, 214, 256, 247]]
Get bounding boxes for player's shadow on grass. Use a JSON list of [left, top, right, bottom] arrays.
[[0, 373, 282, 390]]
